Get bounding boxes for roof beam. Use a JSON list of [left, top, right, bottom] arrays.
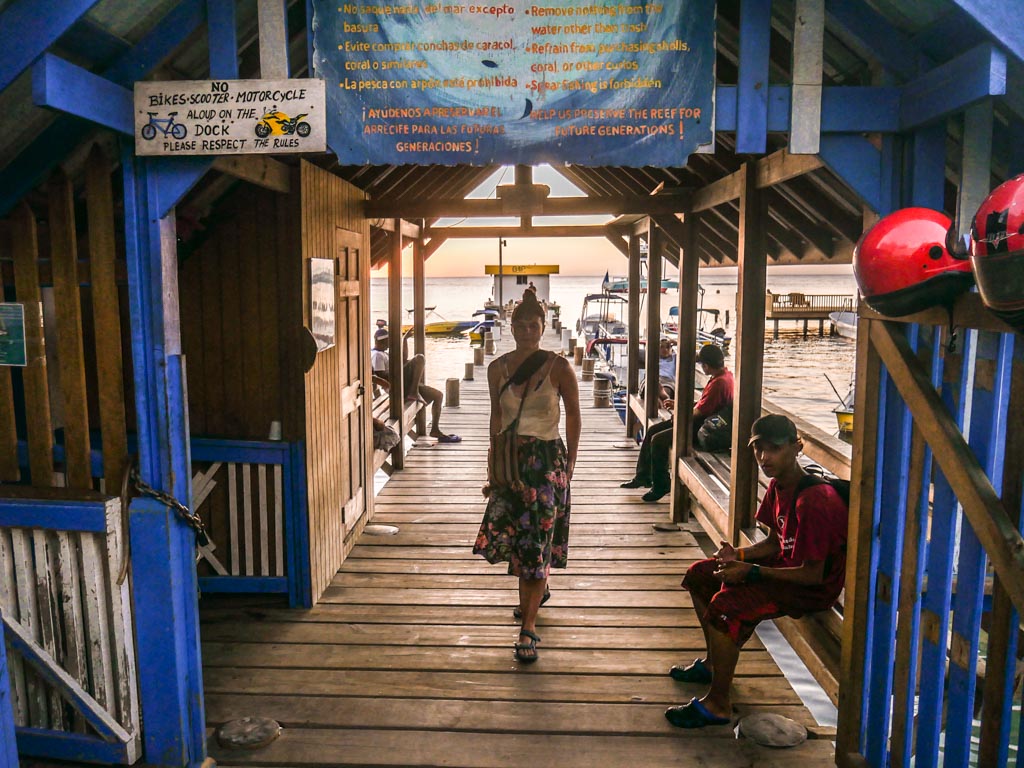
[[422, 225, 621, 239], [736, 0, 771, 153], [211, 156, 290, 192], [605, 234, 629, 259], [900, 43, 1007, 130], [0, 0, 102, 94], [364, 194, 690, 219], [824, 0, 918, 81], [715, 85, 900, 133], [32, 54, 132, 134], [690, 147, 825, 213], [948, 0, 1024, 64]]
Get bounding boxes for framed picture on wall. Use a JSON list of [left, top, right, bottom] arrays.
[[309, 258, 336, 352]]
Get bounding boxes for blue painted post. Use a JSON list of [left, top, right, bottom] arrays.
[[0, 609, 18, 768], [911, 124, 947, 211], [121, 145, 206, 767], [207, 0, 239, 79], [288, 441, 313, 608], [736, 0, 771, 154]]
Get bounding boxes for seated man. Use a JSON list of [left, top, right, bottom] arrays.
[[621, 344, 733, 502], [665, 414, 849, 728], [371, 329, 461, 443]]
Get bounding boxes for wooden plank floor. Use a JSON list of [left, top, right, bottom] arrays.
[[201, 328, 836, 767]]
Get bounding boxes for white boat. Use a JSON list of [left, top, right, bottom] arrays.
[[829, 311, 857, 339]]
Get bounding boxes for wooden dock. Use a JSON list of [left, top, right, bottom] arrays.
[[765, 292, 854, 338], [199, 328, 837, 767]]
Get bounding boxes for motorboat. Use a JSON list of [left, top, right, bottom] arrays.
[[602, 275, 679, 293], [829, 311, 857, 339], [466, 308, 500, 343], [663, 306, 732, 353], [825, 373, 855, 435], [402, 307, 478, 336], [577, 292, 629, 347]]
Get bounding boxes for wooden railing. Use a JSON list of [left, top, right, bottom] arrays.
[[766, 292, 854, 317]]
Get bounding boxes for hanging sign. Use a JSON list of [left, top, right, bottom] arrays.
[[311, 0, 715, 167], [133, 79, 326, 156], [0, 304, 27, 367]]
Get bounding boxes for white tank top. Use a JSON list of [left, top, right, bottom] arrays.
[[498, 358, 561, 440]]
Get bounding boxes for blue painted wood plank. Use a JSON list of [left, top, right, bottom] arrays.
[[15, 729, 130, 765], [0, 611, 17, 768], [0, 0, 102, 94], [156, 157, 215, 219], [190, 438, 290, 464], [911, 124, 947, 211], [914, 335, 972, 768], [0, 0, 205, 217], [865, 325, 917, 767], [32, 54, 132, 134], [714, 86, 900, 133], [946, 331, 1013, 767], [949, 0, 1024, 64], [57, 17, 131, 66], [197, 576, 288, 593], [818, 134, 883, 212], [736, 0, 771, 154], [900, 43, 1006, 130], [207, 0, 239, 79], [0, 498, 107, 533], [824, 0, 917, 82], [289, 441, 313, 608]]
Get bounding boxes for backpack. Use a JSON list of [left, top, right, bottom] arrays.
[[696, 407, 732, 453], [791, 471, 850, 513]]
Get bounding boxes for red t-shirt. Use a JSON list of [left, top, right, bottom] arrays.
[[695, 369, 734, 416], [755, 479, 849, 599]]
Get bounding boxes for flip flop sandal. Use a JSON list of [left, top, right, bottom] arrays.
[[664, 698, 732, 729], [435, 434, 462, 443], [513, 588, 551, 619], [514, 629, 541, 664], [668, 658, 712, 683]]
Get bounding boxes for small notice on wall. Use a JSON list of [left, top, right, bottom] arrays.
[[133, 79, 326, 156], [311, 0, 715, 167], [0, 304, 27, 367], [309, 259, 336, 352]]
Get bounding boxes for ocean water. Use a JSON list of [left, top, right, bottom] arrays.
[[370, 271, 857, 438]]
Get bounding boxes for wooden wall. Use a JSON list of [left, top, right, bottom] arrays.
[[299, 161, 372, 603]]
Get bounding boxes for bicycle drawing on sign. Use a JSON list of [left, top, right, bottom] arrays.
[[141, 111, 188, 140]]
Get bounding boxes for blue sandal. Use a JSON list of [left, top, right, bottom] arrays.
[[514, 629, 541, 663], [665, 698, 732, 728], [669, 658, 712, 683]]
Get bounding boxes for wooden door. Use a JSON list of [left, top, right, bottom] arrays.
[[336, 228, 369, 531]]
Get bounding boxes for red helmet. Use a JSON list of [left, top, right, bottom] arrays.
[[970, 174, 1024, 333], [854, 207, 973, 317]]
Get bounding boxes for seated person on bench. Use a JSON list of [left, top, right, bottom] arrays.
[[620, 344, 733, 502], [371, 328, 461, 443], [665, 414, 848, 728]]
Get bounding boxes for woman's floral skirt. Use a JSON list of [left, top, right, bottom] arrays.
[[473, 436, 571, 579]]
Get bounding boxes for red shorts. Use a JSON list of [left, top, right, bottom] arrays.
[[681, 558, 839, 646]]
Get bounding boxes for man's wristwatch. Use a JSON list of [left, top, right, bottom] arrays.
[[747, 564, 762, 583]]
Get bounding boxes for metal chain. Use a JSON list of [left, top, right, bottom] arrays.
[[131, 468, 210, 548]]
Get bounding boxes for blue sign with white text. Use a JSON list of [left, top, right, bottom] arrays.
[[312, 0, 715, 166]]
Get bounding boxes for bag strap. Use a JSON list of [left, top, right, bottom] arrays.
[[786, 472, 827, 521], [499, 350, 550, 428]]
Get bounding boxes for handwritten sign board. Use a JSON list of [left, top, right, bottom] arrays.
[[133, 79, 326, 156], [309, 258, 336, 352], [311, 1, 714, 167], [0, 304, 27, 367]]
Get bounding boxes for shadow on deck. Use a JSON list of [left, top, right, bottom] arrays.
[[199, 328, 837, 767]]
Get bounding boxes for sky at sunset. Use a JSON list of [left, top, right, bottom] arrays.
[[371, 165, 855, 279]]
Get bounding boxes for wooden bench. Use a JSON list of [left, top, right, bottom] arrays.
[[372, 394, 424, 474]]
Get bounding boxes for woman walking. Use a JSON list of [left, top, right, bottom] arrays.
[[473, 290, 581, 663]]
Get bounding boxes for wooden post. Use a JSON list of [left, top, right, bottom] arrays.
[[256, 0, 288, 79], [413, 236, 427, 435], [121, 146, 206, 766], [789, 0, 824, 155], [388, 226, 405, 469], [671, 215, 700, 523], [445, 378, 459, 408], [516, 165, 532, 230], [626, 234, 642, 439], [645, 224, 663, 424], [835, 315, 883, 762], [728, 163, 767, 542]]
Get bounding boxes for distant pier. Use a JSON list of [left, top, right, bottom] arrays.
[[764, 292, 854, 338]]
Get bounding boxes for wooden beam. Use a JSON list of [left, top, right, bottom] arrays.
[[728, 163, 767, 542], [604, 234, 629, 258], [212, 156, 290, 193], [422, 235, 447, 260], [257, 0, 288, 78], [789, 0, 824, 155], [645, 226, 663, 423], [364, 193, 690, 219], [756, 150, 824, 187], [421, 225, 620, 239], [626, 234, 642, 440], [869, 320, 1024, 616], [671, 215, 700, 523], [413, 239, 426, 436], [388, 231, 405, 470], [690, 173, 743, 213], [859, 292, 1016, 336]]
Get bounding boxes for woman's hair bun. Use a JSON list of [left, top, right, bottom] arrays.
[[521, 289, 539, 304]]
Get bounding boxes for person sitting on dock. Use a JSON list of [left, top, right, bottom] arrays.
[[371, 328, 461, 444], [656, 338, 677, 397], [666, 414, 848, 728], [621, 343, 733, 502]]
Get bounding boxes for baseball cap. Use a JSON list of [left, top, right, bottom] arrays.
[[374, 328, 389, 340], [747, 414, 798, 446]]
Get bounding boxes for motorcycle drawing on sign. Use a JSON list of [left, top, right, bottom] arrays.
[[254, 110, 312, 138], [141, 111, 188, 140]]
